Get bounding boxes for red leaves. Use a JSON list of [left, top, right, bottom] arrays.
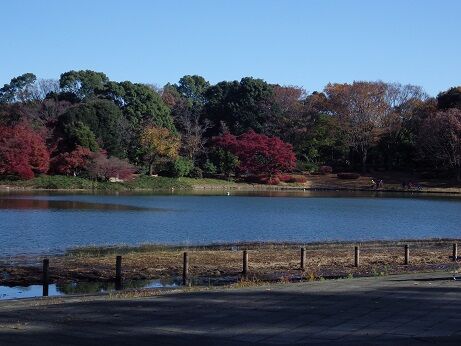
[[213, 130, 296, 177], [0, 123, 50, 179], [86, 151, 135, 181], [51, 146, 136, 181], [51, 146, 92, 176]]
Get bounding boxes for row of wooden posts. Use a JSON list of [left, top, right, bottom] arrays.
[[40, 243, 459, 297]]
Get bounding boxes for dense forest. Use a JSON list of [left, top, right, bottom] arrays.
[[1, 70, 460, 183]]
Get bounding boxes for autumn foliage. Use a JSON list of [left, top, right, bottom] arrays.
[[86, 151, 136, 181], [51, 146, 93, 176], [140, 126, 181, 175], [0, 123, 49, 179], [213, 131, 296, 178]]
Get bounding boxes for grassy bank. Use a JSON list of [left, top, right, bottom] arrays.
[[0, 175, 237, 191], [1, 172, 461, 194], [1, 239, 459, 286]]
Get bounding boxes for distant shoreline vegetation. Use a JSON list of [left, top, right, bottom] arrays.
[[1, 71, 461, 185]]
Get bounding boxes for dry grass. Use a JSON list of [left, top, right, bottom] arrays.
[[1, 239, 459, 286]]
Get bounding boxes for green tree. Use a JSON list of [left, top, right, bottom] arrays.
[[99, 81, 174, 131], [57, 100, 126, 157], [168, 156, 194, 177], [300, 114, 347, 165], [175, 75, 210, 106], [204, 77, 274, 134], [69, 122, 99, 152], [0, 73, 37, 104], [209, 147, 239, 179], [59, 70, 109, 100]]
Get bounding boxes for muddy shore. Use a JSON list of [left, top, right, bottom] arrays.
[[1, 239, 459, 287], [1, 172, 461, 195]]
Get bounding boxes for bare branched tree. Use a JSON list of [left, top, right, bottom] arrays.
[[174, 104, 210, 163]]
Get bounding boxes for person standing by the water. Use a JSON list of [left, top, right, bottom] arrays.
[[371, 179, 376, 190]]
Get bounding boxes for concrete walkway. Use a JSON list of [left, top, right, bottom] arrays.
[[0, 272, 460, 345]]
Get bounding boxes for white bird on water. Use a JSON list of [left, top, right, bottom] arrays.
[[226, 191, 230, 196]]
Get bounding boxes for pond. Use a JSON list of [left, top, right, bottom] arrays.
[[0, 278, 178, 300], [1, 190, 461, 257]]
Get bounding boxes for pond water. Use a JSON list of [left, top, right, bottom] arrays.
[[1, 190, 461, 256], [0, 278, 178, 300]]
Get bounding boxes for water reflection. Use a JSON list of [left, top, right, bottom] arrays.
[[0, 197, 164, 211], [0, 278, 178, 300]]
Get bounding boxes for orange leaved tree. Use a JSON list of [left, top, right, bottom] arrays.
[[140, 126, 181, 175]]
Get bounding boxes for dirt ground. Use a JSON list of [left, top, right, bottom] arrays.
[[188, 172, 461, 194], [293, 173, 461, 193], [1, 239, 459, 286]]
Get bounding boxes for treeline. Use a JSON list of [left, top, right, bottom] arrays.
[[0, 70, 460, 182]]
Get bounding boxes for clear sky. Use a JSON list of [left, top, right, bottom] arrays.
[[1, 0, 460, 96]]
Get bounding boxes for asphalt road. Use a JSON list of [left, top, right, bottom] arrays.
[[0, 272, 460, 345]]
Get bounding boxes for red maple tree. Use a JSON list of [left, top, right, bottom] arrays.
[[0, 123, 50, 179], [86, 150, 136, 181], [51, 146, 93, 176], [213, 130, 296, 177]]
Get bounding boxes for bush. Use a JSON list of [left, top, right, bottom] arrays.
[[277, 174, 292, 183], [319, 165, 333, 175], [245, 175, 279, 185], [337, 172, 360, 180], [276, 174, 307, 183], [296, 161, 318, 173], [168, 157, 194, 177], [260, 176, 280, 185], [245, 175, 265, 184], [203, 160, 217, 175], [288, 175, 307, 183], [86, 151, 135, 181], [189, 166, 203, 178]]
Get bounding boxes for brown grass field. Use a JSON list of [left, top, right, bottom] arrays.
[[1, 239, 459, 287]]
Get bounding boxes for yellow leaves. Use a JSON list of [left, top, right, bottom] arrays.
[[140, 126, 181, 160]]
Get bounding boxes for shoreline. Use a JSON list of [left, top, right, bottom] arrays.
[[1, 173, 461, 195], [2, 183, 461, 196], [1, 239, 459, 287]]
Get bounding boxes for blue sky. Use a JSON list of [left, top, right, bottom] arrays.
[[1, 0, 460, 96]]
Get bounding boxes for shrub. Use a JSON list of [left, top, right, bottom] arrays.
[[296, 161, 318, 173], [288, 175, 307, 183], [337, 172, 360, 180], [189, 166, 203, 178], [168, 157, 194, 177], [203, 160, 217, 175], [245, 175, 280, 185], [209, 148, 239, 178], [259, 176, 280, 185], [86, 151, 136, 181], [245, 175, 264, 184], [277, 174, 292, 183], [276, 174, 307, 183], [319, 165, 333, 175]]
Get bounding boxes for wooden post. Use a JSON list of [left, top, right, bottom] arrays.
[[354, 246, 360, 267], [115, 255, 122, 290], [183, 252, 189, 286], [242, 250, 248, 278], [404, 244, 410, 265], [42, 258, 49, 297], [453, 243, 458, 262], [300, 247, 306, 271]]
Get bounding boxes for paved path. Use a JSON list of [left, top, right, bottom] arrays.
[[0, 272, 460, 345]]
